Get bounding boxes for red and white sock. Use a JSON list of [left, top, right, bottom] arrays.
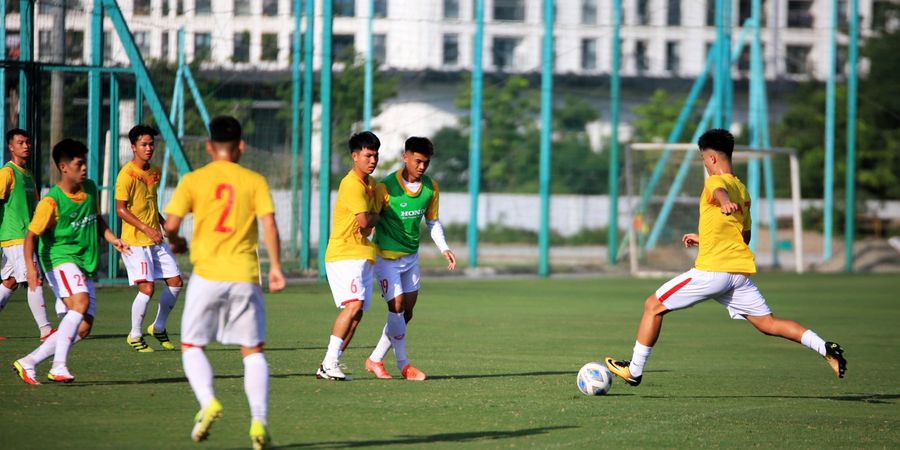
[[182, 347, 215, 408], [130, 292, 151, 338]]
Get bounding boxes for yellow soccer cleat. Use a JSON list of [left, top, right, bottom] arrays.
[[249, 419, 270, 450], [191, 398, 223, 443], [127, 335, 154, 353], [147, 325, 176, 350], [604, 357, 642, 386], [12, 360, 41, 385]]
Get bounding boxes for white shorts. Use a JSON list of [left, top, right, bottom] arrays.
[[45, 263, 97, 317], [181, 274, 265, 348], [655, 268, 772, 320], [325, 259, 374, 312], [121, 243, 181, 286], [374, 253, 420, 300], [1, 244, 41, 283]]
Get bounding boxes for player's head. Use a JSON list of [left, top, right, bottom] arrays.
[[52, 138, 88, 183], [402, 136, 433, 181], [698, 128, 734, 172], [206, 115, 245, 162], [349, 131, 380, 176], [5, 128, 32, 160], [128, 124, 158, 163]]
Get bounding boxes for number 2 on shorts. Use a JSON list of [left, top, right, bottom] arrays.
[[214, 183, 235, 233]]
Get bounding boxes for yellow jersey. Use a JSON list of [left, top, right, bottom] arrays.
[[164, 160, 275, 283], [324, 170, 377, 264], [115, 161, 162, 247], [694, 173, 756, 274]]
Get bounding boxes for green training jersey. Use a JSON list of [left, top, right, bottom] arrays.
[[0, 162, 37, 242], [374, 171, 437, 257], [38, 180, 100, 276]]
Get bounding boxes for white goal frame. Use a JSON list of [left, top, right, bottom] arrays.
[[625, 143, 804, 275]]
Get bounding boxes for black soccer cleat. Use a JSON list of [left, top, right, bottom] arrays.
[[604, 357, 642, 386], [824, 341, 847, 378]]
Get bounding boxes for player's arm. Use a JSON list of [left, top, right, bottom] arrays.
[[162, 215, 188, 254], [682, 233, 699, 247], [97, 215, 131, 255], [23, 230, 41, 289], [24, 198, 57, 289], [742, 230, 751, 245], [426, 219, 456, 270], [115, 199, 163, 244], [0, 167, 14, 200], [260, 213, 285, 293], [712, 188, 739, 215]]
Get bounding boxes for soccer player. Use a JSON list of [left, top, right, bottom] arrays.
[[12, 139, 130, 384], [604, 129, 847, 386], [317, 131, 380, 381], [364, 137, 456, 381], [0, 129, 53, 340], [164, 116, 284, 449], [117, 125, 183, 352]]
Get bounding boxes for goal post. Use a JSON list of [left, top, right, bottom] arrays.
[[624, 143, 804, 275]]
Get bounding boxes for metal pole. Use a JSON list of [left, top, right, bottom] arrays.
[[300, 0, 314, 270], [723, 0, 733, 127], [538, 0, 554, 277], [318, 0, 334, 277], [823, 0, 837, 261], [17, 0, 33, 129], [87, 0, 103, 181], [608, 0, 621, 264], [135, 84, 143, 124], [289, 0, 302, 267], [467, 0, 484, 269], [0, 0, 6, 152], [844, 0, 858, 272], [107, 75, 120, 279], [159, 31, 185, 206], [363, 0, 374, 130], [182, 68, 211, 128]]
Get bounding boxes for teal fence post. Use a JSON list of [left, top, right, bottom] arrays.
[[290, 0, 302, 266], [538, 0, 554, 277], [87, 0, 103, 181], [363, 0, 374, 130], [844, 0, 858, 272], [135, 84, 143, 124], [467, 0, 485, 269], [300, 0, 315, 270], [318, 0, 333, 277], [823, 0, 838, 261], [0, 0, 6, 148], [608, 0, 621, 264], [107, 75, 120, 279], [17, 0, 32, 128]]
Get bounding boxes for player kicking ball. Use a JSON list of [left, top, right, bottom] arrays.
[[117, 125, 183, 352], [12, 139, 130, 384], [317, 131, 381, 381], [0, 129, 53, 341], [164, 116, 284, 450], [364, 137, 456, 381], [605, 129, 847, 387]]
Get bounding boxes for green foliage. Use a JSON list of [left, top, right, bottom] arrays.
[[630, 89, 697, 143], [442, 223, 614, 246]]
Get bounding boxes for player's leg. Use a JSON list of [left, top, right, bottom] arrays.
[[366, 257, 400, 378], [148, 244, 183, 349], [0, 247, 19, 310], [12, 246, 53, 338], [180, 274, 223, 442], [124, 246, 155, 352], [395, 255, 424, 380], [319, 260, 371, 380], [242, 345, 270, 449]]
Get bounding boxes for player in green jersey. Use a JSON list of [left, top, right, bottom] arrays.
[[12, 139, 130, 384], [364, 137, 456, 380]]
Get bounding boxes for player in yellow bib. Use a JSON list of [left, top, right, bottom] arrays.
[[605, 129, 847, 386], [317, 131, 381, 381], [116, 125, 184, 352], [164, 116, 284, 449]]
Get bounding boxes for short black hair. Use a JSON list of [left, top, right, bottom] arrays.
[[348, 131, 380, 153], [209, 115, 242, 143], [698, 128, 734, 159], [404, 136, 434, 157], [6, 128, 29, 145], [52, 138, 88, 167], [128, 124, 158, 145]]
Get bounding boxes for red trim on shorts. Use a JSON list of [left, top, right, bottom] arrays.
[[59, 270, 74, 297], [340, 299, 361, 306], [658, 277, 692, 302], [181, 342, 202, 349], [133, 279, 149, 284]]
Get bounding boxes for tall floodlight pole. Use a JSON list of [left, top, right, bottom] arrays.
[[844, 0, 858, 272], [538, 0, 554, 277], [318, 0, 334, 277], [363, 0, 374, 130], [823, 0, 838, 261], [300, 0, 315, 270], [290, 0, 302, 266], [467, 0, 485, 269], [608, 0, 621, 264]]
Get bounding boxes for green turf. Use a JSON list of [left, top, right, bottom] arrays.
[[1, 273, 898, 449]]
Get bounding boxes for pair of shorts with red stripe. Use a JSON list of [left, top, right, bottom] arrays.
[[655, 268, 772, 320], [45, 262, 97, 317]]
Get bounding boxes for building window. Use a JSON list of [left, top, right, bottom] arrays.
[[785, 45, 811, 74], [262, 0, 277, 16], [665, 41, 679, 73], [233, 32, 250, 63], [442, 34, 459, 66], [494, 0, 524, 21], [38, 31, 51, 62], [134, 31, 150, 57], [739, 0, 767, 26], [195, 0, 211, 15], [492, 36, 519, 71], [374, 0, 387, 17], [372, 34, 386, 62], [787, 0, 814, 28], [162, 0, 169, 15], [837, 0, 849, 27], [333, 34, 355, 58], [706, 0, 716, 26], [581, 38, 597, 70], [636, 0, 649, 25], [176, 0, 184, 15], [103, 31, 114, 63], [444, 0, 459, 19], [635, 40, 648, 74], [836, 45, 848, 75], [872, 0, 896, 29], [582, 0, 597, 24], [261, 33, 278, 61], [133, 0, 151, 15], [334, 0, 355, 17], [667, 0, 681, 25], [194, 32, 211, 61], [234, 0, 251, 16], [161, 31, 169, 60]]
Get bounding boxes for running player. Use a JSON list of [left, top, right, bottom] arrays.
[[317, 131, 380, 381], [117, 125, 183, 352], [0, 129, 53, 340], [604, 129, 847, 386], [364, 136, 456, 381], [164, 116, 284, 450], [12, 138, 130, 384]]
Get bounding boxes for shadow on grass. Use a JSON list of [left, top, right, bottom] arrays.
[[61, 372, 307, 387], [641, 393, 900, 404], [270, 425, 578, 449], [427, 371, 573, 380]]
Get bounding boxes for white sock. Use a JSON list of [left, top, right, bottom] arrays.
[[386, 312, 408, 371], [153, 286, 180, 332], [800, 329, 827, 357], [182, 347, 215, 408], [52, 311, 84, 371], [368, 325, 392, 362], [130, 292, 151, 338], [0, 284, 13, 310], [629, 341, 653, 378], [243, 353, 269, 425], [324, 335, 343, 364], [26, 286, 51, 333], [27, 332, 59, 365]]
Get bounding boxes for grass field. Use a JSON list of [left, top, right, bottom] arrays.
[[1, 273, 898, 449]]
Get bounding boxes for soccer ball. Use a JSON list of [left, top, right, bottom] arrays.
[[577, 362, 613, 396]]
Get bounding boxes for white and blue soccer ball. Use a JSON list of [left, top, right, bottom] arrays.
[[577, 362, 613, 396]]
